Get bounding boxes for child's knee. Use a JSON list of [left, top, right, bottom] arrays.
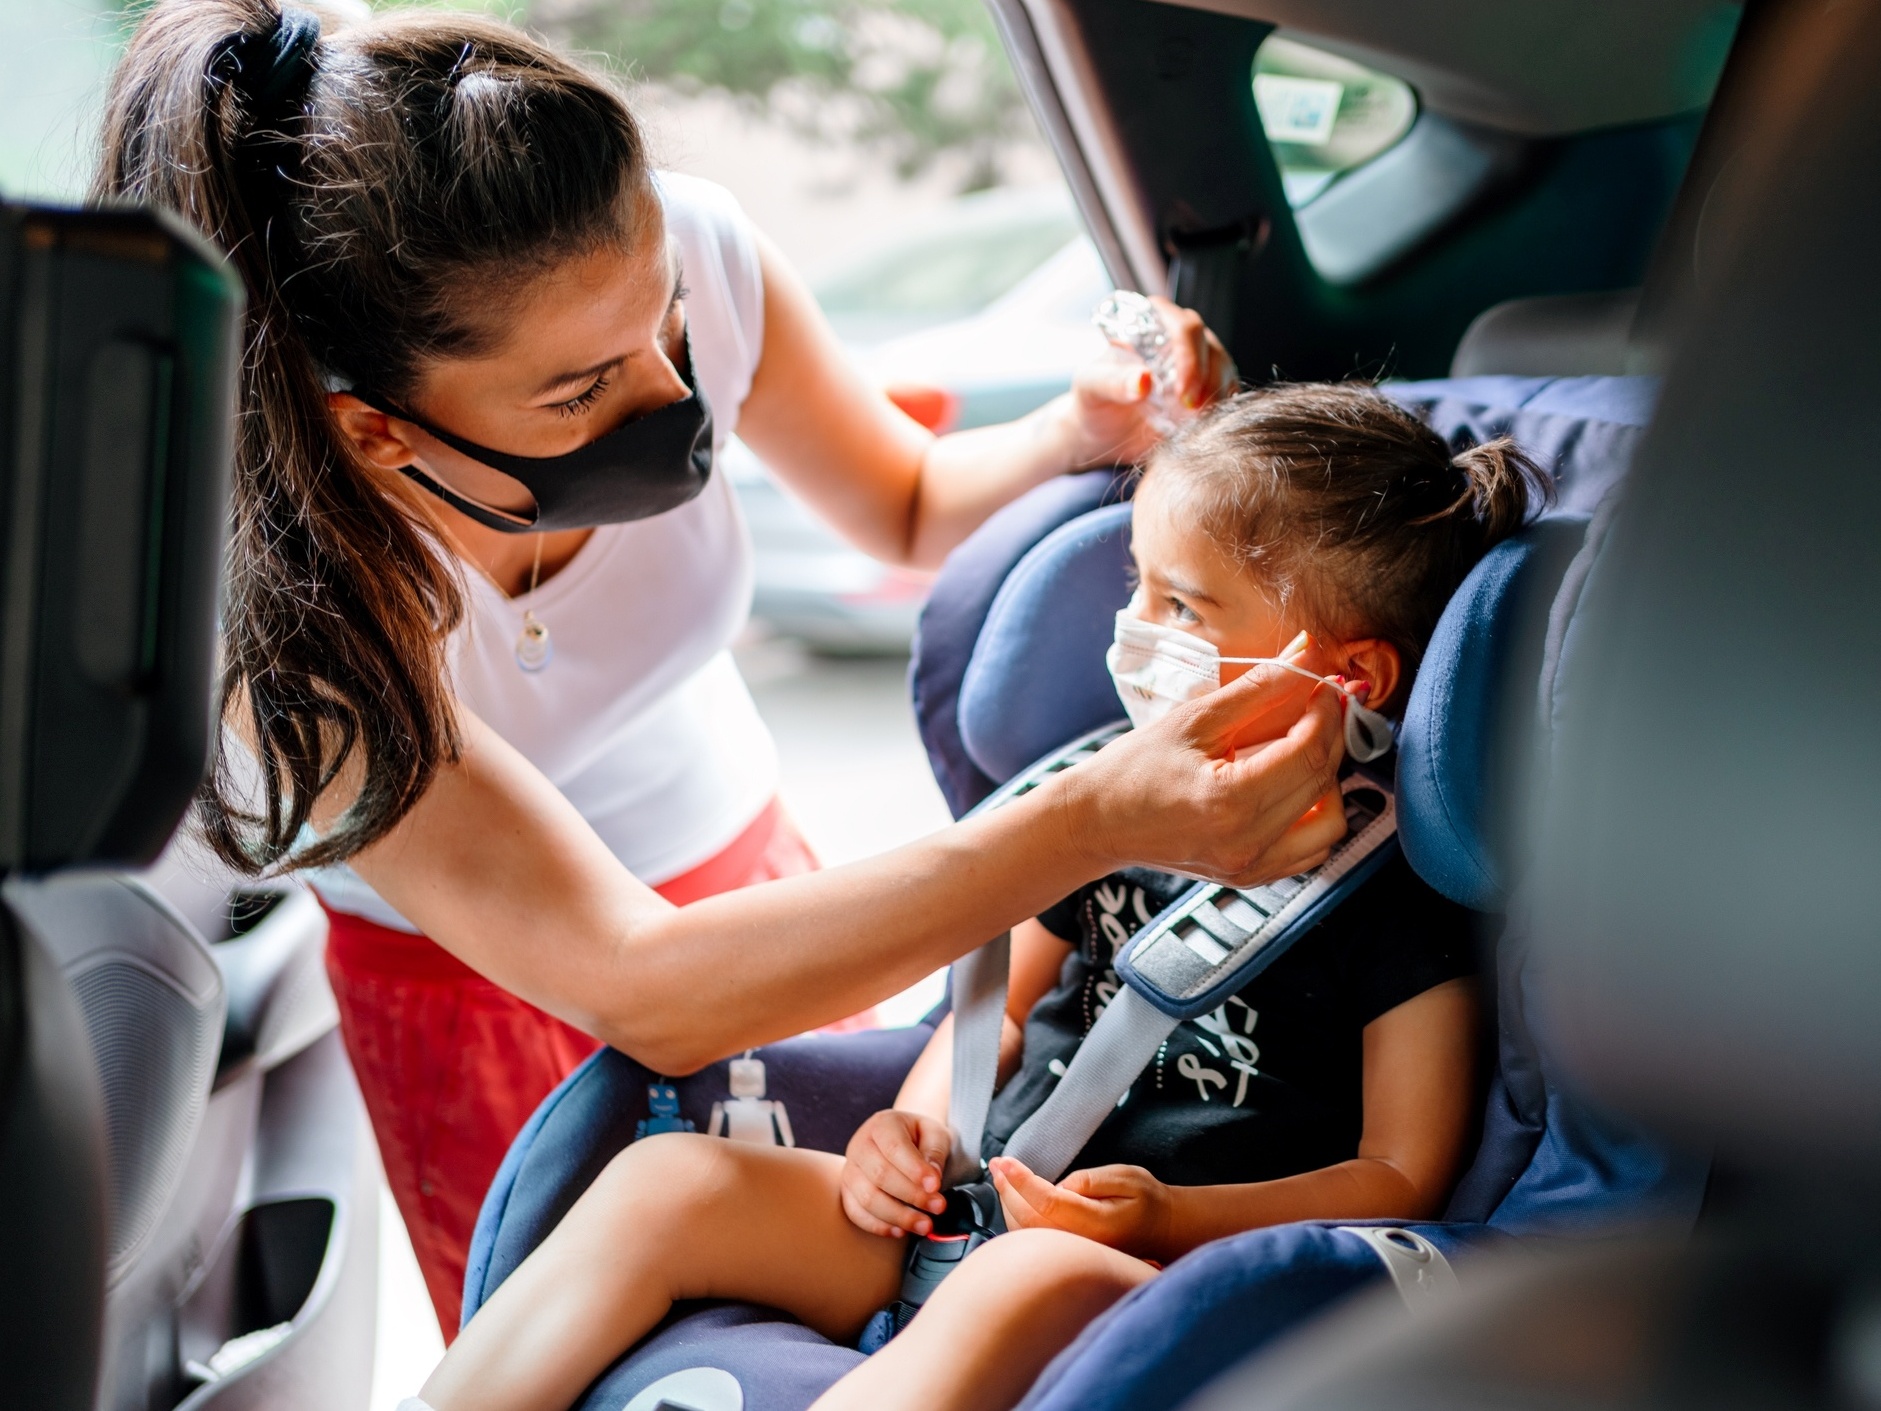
[[595, 1132, 750, 1219], [955, 1228, 1154, 1303]]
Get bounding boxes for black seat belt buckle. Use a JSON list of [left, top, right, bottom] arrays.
[[877, 1179, 1005, 1340]]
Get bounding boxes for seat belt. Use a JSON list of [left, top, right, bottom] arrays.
[[947, 727, 1399, 1186], [939, 722, 1123, 1184]]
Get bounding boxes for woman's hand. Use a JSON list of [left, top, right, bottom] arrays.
[[991, 1156, 1175, 1260], [1063, 296, 1239, 469], [841, 1109, 953, 1238], [1055, 654, 1349, 888]]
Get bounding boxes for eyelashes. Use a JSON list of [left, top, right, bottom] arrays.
[[551, 369, 613, 418], [549, 294, 688, 419]]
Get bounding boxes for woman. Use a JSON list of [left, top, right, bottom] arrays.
[[97, 0, 1348, 1334]]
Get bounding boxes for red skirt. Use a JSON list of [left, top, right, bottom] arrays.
[[324, 797, 821, 1338]]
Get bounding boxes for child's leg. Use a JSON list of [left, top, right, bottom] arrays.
[[422, 1132, 906, 1411], [810, 1228, 1157, 1411]]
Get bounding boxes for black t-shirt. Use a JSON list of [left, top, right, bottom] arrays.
[[982, 849, 1477, 1188]]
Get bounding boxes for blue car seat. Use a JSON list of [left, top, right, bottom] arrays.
[[461, 375, 1691, 1411]]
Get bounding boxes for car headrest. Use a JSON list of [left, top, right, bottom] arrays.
[[1528, 0, 1881, 1172], [1448, 289, 1643, 379], [958, 503, 1133, 785], [1397, 515, 1591, 913], [0, 203, 240, 872], [914, 470, 1128, 817]]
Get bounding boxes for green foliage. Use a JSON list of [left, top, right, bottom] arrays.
[[536, 0, 1036, 190]]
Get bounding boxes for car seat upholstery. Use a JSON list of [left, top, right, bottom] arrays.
[[463, 376, 1677, 1411], [462, 1025, 934, 1410]]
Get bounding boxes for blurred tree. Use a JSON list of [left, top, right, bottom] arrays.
[[532, 0, 1037, 190]]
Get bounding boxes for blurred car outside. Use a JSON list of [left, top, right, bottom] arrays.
[[730, 184, 1111, 654]]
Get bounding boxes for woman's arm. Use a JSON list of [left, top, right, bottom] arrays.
[[992, 977, 1479, 1261], [343, 659, 1345, 1075], [736, 231, 1233, 569]]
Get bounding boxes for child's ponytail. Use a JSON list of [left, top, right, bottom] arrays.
[[95, 1, 654, 872], [1447, 436, 1551, 549]]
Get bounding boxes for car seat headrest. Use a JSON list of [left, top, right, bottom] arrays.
[[1528, 0, 1881, 1173], [1449, 290, 1643, 379], [958, 503, 1133, 785], [1397, 516, 1590, 912]]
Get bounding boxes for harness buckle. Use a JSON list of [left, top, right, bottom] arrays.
[[859, 1180, 1005, 1351]]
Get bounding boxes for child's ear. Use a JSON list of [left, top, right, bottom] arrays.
[[1336, 639, 1403, 713]]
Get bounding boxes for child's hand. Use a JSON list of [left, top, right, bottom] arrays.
[[841, 1109, 952, 1238], [990, 1156, 1175, 1260]]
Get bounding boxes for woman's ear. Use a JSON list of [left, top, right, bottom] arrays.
[[328, 393, 421, 472], [1336, 638, 1403, 713]]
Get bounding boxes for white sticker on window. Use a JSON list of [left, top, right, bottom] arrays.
[[1254, 74, 1344, 146]]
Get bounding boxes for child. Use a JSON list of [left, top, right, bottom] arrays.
[[409, 383, 1549, 1411]]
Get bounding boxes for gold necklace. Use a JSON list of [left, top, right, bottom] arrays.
[[514, 535, 553, 672]]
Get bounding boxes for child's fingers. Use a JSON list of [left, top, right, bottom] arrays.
[[841, 1163, 932, 1237], [852, 1128, 947, 1214], [910, 1116, 953, 1176], [839, 1184, 911, 1239], [990, 1157, 1076, 1231]]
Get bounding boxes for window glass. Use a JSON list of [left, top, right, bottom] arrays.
[[812, 187, 1083, 344], [1253, 36, 1417, 208]]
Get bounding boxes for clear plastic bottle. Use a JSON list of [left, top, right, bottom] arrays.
[[1093, 289, 1177, 433]]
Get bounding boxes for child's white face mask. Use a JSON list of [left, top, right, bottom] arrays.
[[1106, 606, 1396, 763]]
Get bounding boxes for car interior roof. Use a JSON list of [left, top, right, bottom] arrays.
[[1145, 0, 1743, 134]]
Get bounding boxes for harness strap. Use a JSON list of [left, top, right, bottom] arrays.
[[1002, 986, 1177, 1180], [943, 931, 1010, 1187]]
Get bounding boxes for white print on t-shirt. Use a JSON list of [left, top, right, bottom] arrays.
[[1191, 1000, 1262, 1107]]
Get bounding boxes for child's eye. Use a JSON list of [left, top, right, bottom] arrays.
[[552, 371, 612, 418], [1168, 597, 1200, 625]]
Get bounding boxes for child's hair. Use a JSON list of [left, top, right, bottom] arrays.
[[1144, 382, 1552, 674], [94, 2, 654, 872]]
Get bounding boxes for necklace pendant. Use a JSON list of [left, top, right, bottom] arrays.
[[515, 612, 553, 672]]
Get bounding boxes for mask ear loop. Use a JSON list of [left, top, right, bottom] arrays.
[[1218, 655, 1397, 764]]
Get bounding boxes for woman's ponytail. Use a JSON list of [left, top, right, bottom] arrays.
[[95, 1, 653, 872], [1449, 435, 1551, 548]]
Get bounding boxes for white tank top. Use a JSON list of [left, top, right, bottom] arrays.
[[310, 174, 779, 932]]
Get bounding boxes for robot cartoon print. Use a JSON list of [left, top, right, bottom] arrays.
[[708, 1053, 796, 1146]]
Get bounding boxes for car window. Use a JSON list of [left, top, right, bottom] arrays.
[[1253, 35, 1417, 210], [813, 187, 1084, 345]]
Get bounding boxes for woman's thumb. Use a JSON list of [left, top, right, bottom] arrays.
[[1076, 358, 1154, 406]]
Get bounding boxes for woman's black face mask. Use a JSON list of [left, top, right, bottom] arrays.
[[371, 333, 714, 533]]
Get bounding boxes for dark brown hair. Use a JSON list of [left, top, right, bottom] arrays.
[[1145, 382, 1552, 673], [94, 1, 654, 871]]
